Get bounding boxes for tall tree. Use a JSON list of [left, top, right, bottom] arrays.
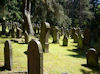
[[23, 0, 34, 35]]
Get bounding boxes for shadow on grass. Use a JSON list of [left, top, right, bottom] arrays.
[[81, 64, 100, 74], [0, 66, 6, 71], [67, 49, 87, 58]]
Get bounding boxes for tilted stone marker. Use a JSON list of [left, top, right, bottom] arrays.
[[40, 22, 50, 52], [4, 40, 13, 70], [16, 27, 22, 38], [86, 48, 98, 67], [24, 31, 29, 44], [27, 39, 43, 74], [52, 26, 59, 43], [63, 34, 68, 46]]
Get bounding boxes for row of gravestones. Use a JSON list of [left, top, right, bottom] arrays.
[[3, 40, 99, 74]]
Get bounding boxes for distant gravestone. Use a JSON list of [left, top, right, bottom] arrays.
[[86, 48, 98, 67], [16, 27, 22, 38], [27, 39, 43, 74], [52, 26, 59, 43], [63, 34, 68, 46], [78, 34, 83, 49], [11, 27, 15, 38], [66, 29, 69, 37], [73, 33, 78, 43], [4, 40, 13, 70], [40, 22, 50, 52], [83, 28, 91, 46], [25, 31, 29, 44], [71, 28, 75, 39], [61, 27, 64, 36]]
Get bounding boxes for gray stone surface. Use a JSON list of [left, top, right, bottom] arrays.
[[40, 22, 50, 52], [86, 48, 98, 67], [27, 39, 43, 74], [4, 40, 13, 70]]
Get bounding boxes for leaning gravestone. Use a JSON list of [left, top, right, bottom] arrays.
[[63, 34, 68, 46], [86, 48, 98, 67], [52, 26, 59, 43], [24, 31, 29, 44], [16, 27, 22, 38], [40, 22, 50, 52], [78, 34, 83, 49], [4, 40, 13, 70], [27, 39, 43, 74]]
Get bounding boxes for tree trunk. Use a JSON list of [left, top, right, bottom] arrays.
[[23, 0, 34, 35]]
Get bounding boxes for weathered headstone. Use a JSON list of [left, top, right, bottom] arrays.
[[27, 39, 43, 74], [24, 31, 29, 44], [40, 22, 50, 52], [4, 40, 13, 70], [78, 34, 83, 49], [16, 27, 22, 38], [52, 26, 59, 43], [63, 34, 68, 46], [86, 48, 98, 67]]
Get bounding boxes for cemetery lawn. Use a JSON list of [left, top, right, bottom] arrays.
[[0, 36, 100, 74]]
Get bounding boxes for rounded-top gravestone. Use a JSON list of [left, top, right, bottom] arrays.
[[27, 39, 43, 74], [86, 48, 98, 67]]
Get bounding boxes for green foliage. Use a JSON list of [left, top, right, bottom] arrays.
[[32, 0, 72, 28]]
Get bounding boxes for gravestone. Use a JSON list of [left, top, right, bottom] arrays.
[[16, 27, 22, 38], [66, 29, 69, 37], [40, 22, 50, 52], [86, 48, 98, 67], [73, 33, 78, 43], [52, 26, 59, 43], [27, 39, 43, 74], [60, 27, 64, 36], [78, 34, 83, 49], [11, 27, 15, 38], [71, 28, 75, 39], [83, 28, 91, 46], [63, 34, 68, 46], [4, 40, 13, 70], [24, 31, 29, 44]]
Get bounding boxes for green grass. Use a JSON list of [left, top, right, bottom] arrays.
[[0, 34, 100, 74]]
